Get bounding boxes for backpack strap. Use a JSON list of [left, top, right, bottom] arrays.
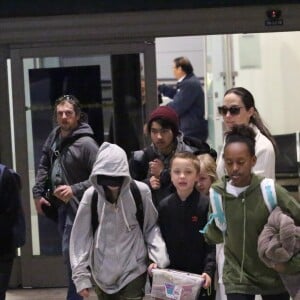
[[58, 133, 96, 154], [91, 180, 144, 235], [183, 136, 217, 160], [260, 178, 277, 213], [200, 188, 226, 234], [200, 179, 277, 235], [91, 189, 98, 235], [130, 180, 144, 232]]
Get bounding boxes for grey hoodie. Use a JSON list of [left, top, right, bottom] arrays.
[[70, 142, 169, 294]]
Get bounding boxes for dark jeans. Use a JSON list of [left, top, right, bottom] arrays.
[[59, 208, 82, 300], [227, 292, 290, 300], [94, 273, 147, 300], [0, 259, 14, 300]]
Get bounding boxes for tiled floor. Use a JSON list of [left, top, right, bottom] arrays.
[[6, 288, 97, 300], [6, 288, 152, 300]]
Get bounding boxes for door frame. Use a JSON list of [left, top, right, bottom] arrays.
[[8, 40, 156, 287]]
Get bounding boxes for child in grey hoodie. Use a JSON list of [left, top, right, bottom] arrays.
[[70, 142, 169, 299]]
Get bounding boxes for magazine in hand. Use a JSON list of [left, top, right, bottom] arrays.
[[151, 268, 204, 300]]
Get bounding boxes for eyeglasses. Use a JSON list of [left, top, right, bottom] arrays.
[[218, 105, 244, 116]]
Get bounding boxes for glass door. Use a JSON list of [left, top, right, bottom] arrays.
[[8, 41, 156, 287], [205, 34, 234, 152]]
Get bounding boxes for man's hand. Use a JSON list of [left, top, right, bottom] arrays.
[[200, 272, 212, 289], [53, 185, 73, 203], [34, 197, 50, 215], [149, 159, 164, 178], [149, 176, 161, 190], [79, 288, 90, 298]]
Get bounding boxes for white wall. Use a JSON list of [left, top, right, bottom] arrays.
[[233, 32, 300, 135]]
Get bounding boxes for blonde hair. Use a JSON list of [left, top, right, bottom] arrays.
[[197, 154, 217, 182], [171, 152, 200, 173]]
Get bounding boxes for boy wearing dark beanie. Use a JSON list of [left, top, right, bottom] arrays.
[[147, 106, 179, 137], [129, 106, 196, 207]]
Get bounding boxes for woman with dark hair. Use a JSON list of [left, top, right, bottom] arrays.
[[217, 87, 275, 181]]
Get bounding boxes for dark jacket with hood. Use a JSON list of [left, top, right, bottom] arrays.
[[32, 122, 99, 220], [70, 142, 169, 294], [204, 174, 300, 295], [157, 188, 216, 280], [129, 133, 196, 207]]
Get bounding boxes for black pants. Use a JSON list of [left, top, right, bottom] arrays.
[[198, 287, 216, 299], [227, 292, 290, 300], [0, 259, 14, 300]]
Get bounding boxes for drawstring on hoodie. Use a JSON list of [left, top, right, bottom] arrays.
[[120, 196, 131, 232]]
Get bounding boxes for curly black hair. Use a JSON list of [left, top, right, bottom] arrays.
[[224, 124, 256, 156]]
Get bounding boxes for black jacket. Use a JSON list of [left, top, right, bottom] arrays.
[[159, 73, 208, 141], [157, 188, 216, 279], [0, 166, 19, 257], [129, 133, 196, 207]]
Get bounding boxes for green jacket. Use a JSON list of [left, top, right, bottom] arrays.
[[204, 174, 300, 295]]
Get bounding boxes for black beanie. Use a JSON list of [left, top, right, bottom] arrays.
[[147, 106, 179, 135]]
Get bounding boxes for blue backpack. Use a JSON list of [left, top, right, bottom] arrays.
[[200, 178, 277, 234], [0, 164, 26, 248]]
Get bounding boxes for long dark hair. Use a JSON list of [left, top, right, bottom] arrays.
[[224, 87, 276, 151]]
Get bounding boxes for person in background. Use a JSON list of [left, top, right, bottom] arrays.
[[215, 87, 276, 300], [32, 95, 99, 300], [157, 152, 216, 299], [204, 124, 300, 300], [158, 56, 208, 141], [70, 142, 169, 300], [0, 165, 21, 300], [196, 153, 217, 196], [129, 106, 197, 207]]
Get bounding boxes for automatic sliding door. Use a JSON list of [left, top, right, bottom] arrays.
[[9, 44, 155, 287]]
